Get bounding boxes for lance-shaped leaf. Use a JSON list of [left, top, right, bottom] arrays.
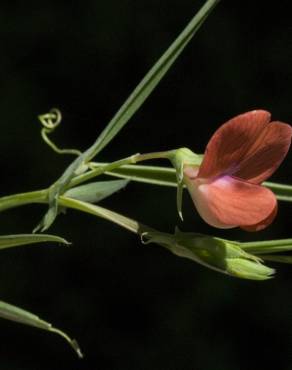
[[80, 0, 220, 161], [58, 195, 151, 234], [37, 0, 221, 231], [64, 179, 129, 204], [0, 234, 69, 251], [0, 300, 82, 357]]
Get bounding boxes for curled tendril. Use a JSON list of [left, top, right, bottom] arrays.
[[38, 108, 82, 156], [38, 108, 62, 130]]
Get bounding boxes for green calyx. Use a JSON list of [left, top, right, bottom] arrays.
[[168, 148, 202, 181], [167, 148, 203, 220]]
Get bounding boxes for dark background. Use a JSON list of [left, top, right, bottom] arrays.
[[1, 0, 292, 369]]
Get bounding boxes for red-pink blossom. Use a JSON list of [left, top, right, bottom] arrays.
[[184, 110, 292, 231]]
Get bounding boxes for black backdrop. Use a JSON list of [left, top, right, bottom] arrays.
[[1, 1, 292, 369]]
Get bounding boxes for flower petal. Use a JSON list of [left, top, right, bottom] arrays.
[[198, 110, 271, 179], [184, 173, 277, 230], [241, 203, 278, 232], [233, 121, 292, 184]]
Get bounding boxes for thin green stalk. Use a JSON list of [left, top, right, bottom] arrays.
[[134, 151, 171, 162], [242, 239, 292, 254], [0, 189, 153, 235], [264, 181, 292, 202], [70, 151, 171, 188], [0, 189, 47, 213], [71, 161, 292, 203]]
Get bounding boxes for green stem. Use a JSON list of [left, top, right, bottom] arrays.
[[241, 239, 292, 254], [264, 181, 292, 202], [1, 189, 292, 259], [70, 151, 172, 188], [0, 190, 47, 213], [0, 189, 153, 236], [134, 151, 172, 162]]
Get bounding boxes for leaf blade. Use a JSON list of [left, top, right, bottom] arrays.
[[88, 0, 221, 158], [64, 179, 129, 203], [0, 300, 82, 358], [0, 234, 69, 250]]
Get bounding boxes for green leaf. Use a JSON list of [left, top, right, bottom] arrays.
[[85, 0, 220, 159], [64, 179, 129, 203], [0, 234, 69, 250], [38, 0, 220, 231], [59, 196, 151, 235], [0, 300, 83, 358]]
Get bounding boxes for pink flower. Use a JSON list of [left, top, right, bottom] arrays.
[[183, 110, 292, 231]]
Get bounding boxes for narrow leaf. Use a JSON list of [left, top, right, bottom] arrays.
[[39, 0, 220, 231], [86, 0, 221, 159], [0, 234, 69, 250], [64, 179, 129, 203], [0, 300, 83, 358], [59, 196, 153, 235]]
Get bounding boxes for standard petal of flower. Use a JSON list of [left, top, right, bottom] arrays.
[[184, 174, 277, 229], [198, 110, 271, 179], [233, 121, 292, 184]]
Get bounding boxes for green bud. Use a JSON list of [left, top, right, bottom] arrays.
[[142, 229, 275, 280]]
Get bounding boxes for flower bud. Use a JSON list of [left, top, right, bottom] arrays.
[[142, 229, 275, 280]]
